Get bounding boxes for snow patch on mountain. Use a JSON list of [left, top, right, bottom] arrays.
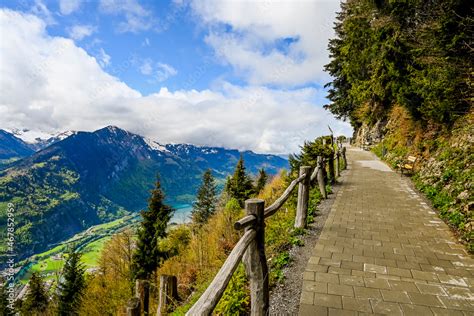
[[7, 129, 76, 144], [143, 138, 170, 153]]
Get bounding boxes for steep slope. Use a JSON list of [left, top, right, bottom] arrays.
[[0, 126, 288, 259], [0, 130, 35, 159]]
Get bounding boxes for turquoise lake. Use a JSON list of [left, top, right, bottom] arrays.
[[169, 203, 193, 223]]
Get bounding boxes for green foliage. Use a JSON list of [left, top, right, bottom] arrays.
[[21, 272, 49, 315], [57, 249, 86, 315], [324, 0, 472, 126], [290, 236, 304, 247], [225, 198, 242, 215], [170, 279, 212, 315], [192, 169, 218, 226], [255, 168, 268, 194], [132, 177, 173, 280], [289, 137, 333, 176], [0, 281, 15, 316], [224, 157, 255, 206], [307, 186, 322, 224], [270, 251, 291, 283], [412, 177, 470, 243], [159, 225, 191, 258], [214, 265, 249, 315]]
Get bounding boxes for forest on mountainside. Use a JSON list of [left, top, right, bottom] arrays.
[[324, 0, 473, 248]]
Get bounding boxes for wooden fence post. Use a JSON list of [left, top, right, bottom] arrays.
[[335, 151, 340, 178], [243, 199, 269, 315], [317, 157, 327, 199], [157, 275, 178, 316], [342, 147, 347, 170], [328, 152, 335, 184], [295, 166, 311, 229], [135, 279, 149, 315], [127, 297, 141, 316]]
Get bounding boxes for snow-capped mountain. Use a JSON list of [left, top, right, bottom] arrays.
[[6, 128, 76, 151]]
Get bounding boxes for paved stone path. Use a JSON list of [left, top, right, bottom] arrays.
[[299, 148, 474, 315]]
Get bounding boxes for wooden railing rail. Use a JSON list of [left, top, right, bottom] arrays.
[[263, 172, 307, 218], [186, 229, 256, 315]]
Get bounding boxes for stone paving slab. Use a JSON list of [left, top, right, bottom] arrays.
[[299, 148, 474, 315]]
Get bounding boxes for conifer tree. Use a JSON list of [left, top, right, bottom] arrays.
[[255, 168, 268, 194], [57, 250, 86, 315], [225, 156, 254, 206], [132, 177, 174, 280], [22, 272, 48, 315], [0, 281, 14, 316], [324, 0, 471, 126], [192, 169, 217, 225]]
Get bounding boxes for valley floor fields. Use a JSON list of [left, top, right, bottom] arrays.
[[15, 202, 193, 284]]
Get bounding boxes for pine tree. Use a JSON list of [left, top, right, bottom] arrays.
[[22, 272, 48, 315], [224, 156, 255, 207], [192, 169, 217, 225], [255, 168, 268, 194], [0, 281, 14, 316], [57, 250, 86, 315], [324, 0, 471, 127], [132, 177, 174, 280]]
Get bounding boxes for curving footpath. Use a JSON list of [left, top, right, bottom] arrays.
[[299, 147, 474, 315]]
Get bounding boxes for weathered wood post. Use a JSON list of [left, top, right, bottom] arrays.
[[127, 297, 141, 316], [328, 151, 335, 184], [335, 150, 340, 178], [317, 157, 327, 199], [135, 279, 149, 315], [157, 275, 178, 316], [243, 199, 269, 315], [342, 147, 347, 170], [295, 166, 311, 229]]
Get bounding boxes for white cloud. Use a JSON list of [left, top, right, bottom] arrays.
[[155, 63, 177, 82], [59, 0, 82, 15], [139, 59, 177, 82], [190, 0, 340, 86], [30, 0, 56, 25], [68, 24, 96, 40], [97, 48, 111, 67], [99, 0, 155, 33], [139, 59, 153, 75], [0, 9, 351, 154]]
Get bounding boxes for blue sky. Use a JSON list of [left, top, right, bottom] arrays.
[[3, 0, 223, 93], [0, 0, 351, 154]]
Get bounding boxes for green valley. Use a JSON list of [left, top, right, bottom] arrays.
[[17, 213, 140, 283]]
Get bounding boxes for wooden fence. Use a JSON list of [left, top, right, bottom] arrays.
[[127, 144, 347, 316]]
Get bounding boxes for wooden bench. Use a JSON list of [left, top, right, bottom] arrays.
[[398, 155, 417, 175]]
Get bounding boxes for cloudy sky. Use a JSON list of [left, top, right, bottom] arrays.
[[0, 0, 350, 154]]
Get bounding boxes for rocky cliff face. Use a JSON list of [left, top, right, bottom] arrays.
[[352, 119, 387, 146]]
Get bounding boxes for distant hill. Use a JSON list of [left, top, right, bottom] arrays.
[[0, 126, 288, 259], [0, 130, 34, 159]]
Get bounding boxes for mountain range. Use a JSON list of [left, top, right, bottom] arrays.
[[0, 126, 288, 260]]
